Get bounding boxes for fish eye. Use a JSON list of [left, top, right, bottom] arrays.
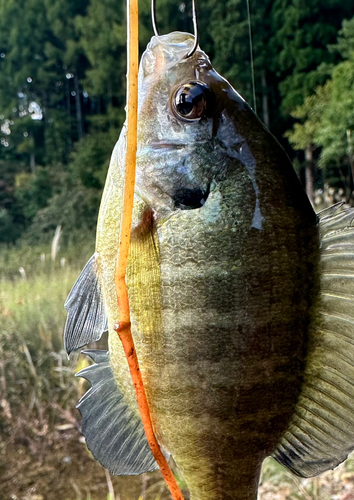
[[172, 81, 212, 121]]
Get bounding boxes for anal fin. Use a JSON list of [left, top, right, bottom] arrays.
[[76, 350, 159, 475], [64, 254, 107, 355]]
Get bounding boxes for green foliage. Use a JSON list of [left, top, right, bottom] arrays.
[[44, 110, 72, 165], [0, 0, 131, 244], [285, 91, 325, 151], [15, 167, 53, 219], [75, 0, 127, 104], [0, 236, 93, 280], [25, 186, 100, 246], [333, 16, 354, 59], [272, 0, 354, 114], [313, 19, 354, 171], [315, 63, 354, 168], [286, 15, 354, 197], [69, 127, 118, 189], [0, 208, 18, 243], [22, 128, 117, 245], [1, 0, 354, 240]]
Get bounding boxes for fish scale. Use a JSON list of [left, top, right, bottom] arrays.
[[130, 171, 311, 498], [64, 32, 354, 500]]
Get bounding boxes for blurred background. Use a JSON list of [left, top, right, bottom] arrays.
[[2, 0, 354, 499]]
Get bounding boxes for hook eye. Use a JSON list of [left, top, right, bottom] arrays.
[[171, 82, 212, 122]]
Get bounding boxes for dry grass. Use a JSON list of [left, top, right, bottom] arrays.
[[1, 243, 354, 500], [0, 242, 180, 500], [259, 456, 354, 500]]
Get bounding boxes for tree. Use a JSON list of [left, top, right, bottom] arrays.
[[285, 89, 328, 203], [286, 16, 354, 201], [271, 0, 354, 115], [198, 0, 276, 126], [0, 0, 91, 171], [2, 0, 354, 242]]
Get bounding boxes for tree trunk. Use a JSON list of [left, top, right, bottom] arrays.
[[30, 151, 36, 174], [346, 129, 354, 198], [66, 76, 72, 155], [107, 82, 114, 130], [29, 130, 36, 173], [261, 71, 269, 128], [305, 146, 314, 205], [74, 73, 84, 140]]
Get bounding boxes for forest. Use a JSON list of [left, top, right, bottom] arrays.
[[1, 0, 354, 247]]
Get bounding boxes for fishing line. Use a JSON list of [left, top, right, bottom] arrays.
[[151, 0, 158, 36], [185, 0, 199, 58], [151, 0, 198, 58], [246, 0, 257, 114]]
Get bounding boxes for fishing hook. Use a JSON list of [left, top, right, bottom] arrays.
[[151, 0, 199, 58]]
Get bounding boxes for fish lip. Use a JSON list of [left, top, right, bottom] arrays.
[[140, 140, 209, 151], [145, 142, 186, 150]]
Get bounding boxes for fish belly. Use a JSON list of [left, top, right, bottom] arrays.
[[140, 181, 316, 498], [106, 157, 318, 499]]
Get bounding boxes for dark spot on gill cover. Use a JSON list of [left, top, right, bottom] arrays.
[[131, 208, 154, 239], [173, 184, 211, 210]]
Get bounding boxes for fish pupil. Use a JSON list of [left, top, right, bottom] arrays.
[[172, 81, 211, 121], [176, 95, 194, 116]]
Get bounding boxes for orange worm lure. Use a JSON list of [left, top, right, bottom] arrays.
[[114, 1, 184, 499]]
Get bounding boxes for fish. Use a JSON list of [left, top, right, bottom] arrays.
[[64, 32, 354, 500]]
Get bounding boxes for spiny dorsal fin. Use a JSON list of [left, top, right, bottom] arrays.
[[274, 204, 354, 477], [76, 350, 159, 475], [64, 254, 107, 355]]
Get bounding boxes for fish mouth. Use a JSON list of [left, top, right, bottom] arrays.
[[173, 184, 211, 210], [141, 140, 209, 151], [148, 142, 186, 150], [137, 142, 186, 153]]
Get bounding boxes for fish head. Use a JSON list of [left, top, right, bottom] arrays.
[[134, 31, 256, 216]]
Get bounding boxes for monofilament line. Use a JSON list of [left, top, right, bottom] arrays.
[[247, 0, 257, 114]]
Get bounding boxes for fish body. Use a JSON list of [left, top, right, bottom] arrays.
[[65, 33, 354, 500]]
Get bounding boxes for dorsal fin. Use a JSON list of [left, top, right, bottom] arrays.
[[64, 254, 107, 355], [76, 350, 159, 475], [274, 204, 354, 477]]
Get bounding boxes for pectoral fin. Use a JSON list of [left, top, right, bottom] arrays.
[[274, 204, 354, 477], [64, 254, 107, 355], [76, 350, 159, 475]]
